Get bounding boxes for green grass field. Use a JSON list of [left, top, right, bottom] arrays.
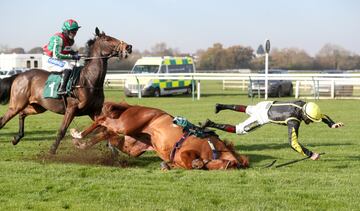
[[0, 81, 359, 210]]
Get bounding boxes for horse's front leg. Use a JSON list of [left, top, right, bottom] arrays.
[[72, 127, 111, 149], [50, 106, 77, 154], [70, 117, 106, 139], [176, 150, 199, 169], [204, 159, 238, 170]]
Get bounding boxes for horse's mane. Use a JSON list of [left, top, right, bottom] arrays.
[[222, 139, 236, 153], [222, 139, 249, 167], [83, 37, 96, 65], [101, 101, 131, 119]]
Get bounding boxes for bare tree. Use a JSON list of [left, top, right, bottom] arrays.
[[28, 47, 43, 54], [315, 43, 352, 70]]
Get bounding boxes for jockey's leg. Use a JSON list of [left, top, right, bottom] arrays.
[[200, 119, 236, 133], [58, 69, 71, 95], [235, 117, 262, 135], [215, 103, 247, 114]]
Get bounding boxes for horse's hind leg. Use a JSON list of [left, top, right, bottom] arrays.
[[12, 112, 26, 145], [0, 107, 21, 130], [12, 105, 46, 145]]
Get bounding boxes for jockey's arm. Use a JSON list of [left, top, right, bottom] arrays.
[[321, 114, 345, 128], [287, 120, 313, 157], [52, 36, 73, 60]]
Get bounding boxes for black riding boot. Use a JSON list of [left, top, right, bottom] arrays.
[[201, 119, 236, 133], [58, 69, 71, 95], [215, 103, 247, 114]]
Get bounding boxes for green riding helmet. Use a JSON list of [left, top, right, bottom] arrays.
[[62, 19, 81, 32]]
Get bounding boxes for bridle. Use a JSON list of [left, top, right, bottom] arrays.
[[82, 41, 127, 60]]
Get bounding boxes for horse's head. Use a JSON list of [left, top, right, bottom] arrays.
[[214, 137, 249, 169], [94, 27, 132, 59]]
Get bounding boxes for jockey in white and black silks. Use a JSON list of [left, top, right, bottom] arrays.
[[42, 19, 81, 95], [201, 100, 344, 160]]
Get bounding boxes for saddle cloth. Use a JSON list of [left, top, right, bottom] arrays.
[[43, 67, 81, 99]]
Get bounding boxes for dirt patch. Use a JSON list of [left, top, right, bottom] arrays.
[[33, 143, 131, 168]]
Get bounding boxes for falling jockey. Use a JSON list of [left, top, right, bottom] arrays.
[[200, 101, 344, 160], [43, 19, 81, 95]]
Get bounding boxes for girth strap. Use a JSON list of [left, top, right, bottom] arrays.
[[170, 131, 190, 162], [207, 138, 219, 160]]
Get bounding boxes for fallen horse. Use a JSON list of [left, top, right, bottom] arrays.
[[70, 101, 249, 170]]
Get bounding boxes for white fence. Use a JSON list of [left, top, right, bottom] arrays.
[[104, 73, 360, 100]]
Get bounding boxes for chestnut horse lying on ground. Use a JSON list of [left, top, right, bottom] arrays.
[[70, 102, 249, 170]]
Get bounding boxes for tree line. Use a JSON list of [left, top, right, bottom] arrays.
[[1, 42, 360, 71]]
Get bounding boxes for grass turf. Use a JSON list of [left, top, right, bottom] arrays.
[[0, 81, 359, 210]]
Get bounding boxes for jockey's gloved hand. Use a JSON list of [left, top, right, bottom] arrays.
[[331, 122, 344, 128], [72, 54, 81, 60], [69, 50, 79, 55]]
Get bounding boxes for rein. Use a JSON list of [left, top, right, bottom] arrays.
[[170, 131, 190, 162], [81, 53, 117, 60], [82, 42, 125, 60]]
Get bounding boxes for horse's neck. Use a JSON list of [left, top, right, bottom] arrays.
[[81, 56, 108, 87]]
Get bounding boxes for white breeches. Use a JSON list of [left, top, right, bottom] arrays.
[[42, 55, 74, 72], [235, 101, 273, 134]]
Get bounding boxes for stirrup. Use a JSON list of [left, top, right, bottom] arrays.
[[57, 90, 67, 95], [200, 119, 211, 129]]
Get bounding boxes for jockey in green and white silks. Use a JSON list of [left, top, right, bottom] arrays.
[[42, 19, 81, 95]]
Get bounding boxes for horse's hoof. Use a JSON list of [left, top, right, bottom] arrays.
[[192, 159, 204, 169], [12, 139, 19, 145], [49, 146, 57, 155], [70, 128, 82, 139], [160, 162, 170, 171]]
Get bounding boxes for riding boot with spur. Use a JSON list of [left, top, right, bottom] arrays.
[[215, 103, 247, 114], [58, 69, 71, 95], [200, 119, 236, 133]]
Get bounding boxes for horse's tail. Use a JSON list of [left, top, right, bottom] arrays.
[[0, 75, 18, 105]]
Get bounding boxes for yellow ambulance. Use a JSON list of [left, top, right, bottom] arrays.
[[124, 57, 196, 97]]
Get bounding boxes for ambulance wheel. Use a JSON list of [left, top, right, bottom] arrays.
[[154, 88, 161, 97], [186, 86, 192, 94]]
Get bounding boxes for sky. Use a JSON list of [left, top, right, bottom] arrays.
[[0, 0, 359, 56]]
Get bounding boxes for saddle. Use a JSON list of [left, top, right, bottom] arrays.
[[173, 116, 218, 138], [43, 66, 82, 99], [170, 116, 220, 162]]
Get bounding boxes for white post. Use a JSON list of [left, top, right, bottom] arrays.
[[264, 39, 270, 100], [197, 80, 201, 100], [136, 76, 141, 99], [265, 52, 268, 100], [295, 80, 300, 98], [331, 80, 335, 99]]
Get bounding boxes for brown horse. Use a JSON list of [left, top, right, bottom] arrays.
[[0, 27, 132, 154], [70, 102, 249, 170]]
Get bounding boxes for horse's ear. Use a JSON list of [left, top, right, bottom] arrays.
[[95, 27, 100, 36], [102, 31, 106, 36]]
